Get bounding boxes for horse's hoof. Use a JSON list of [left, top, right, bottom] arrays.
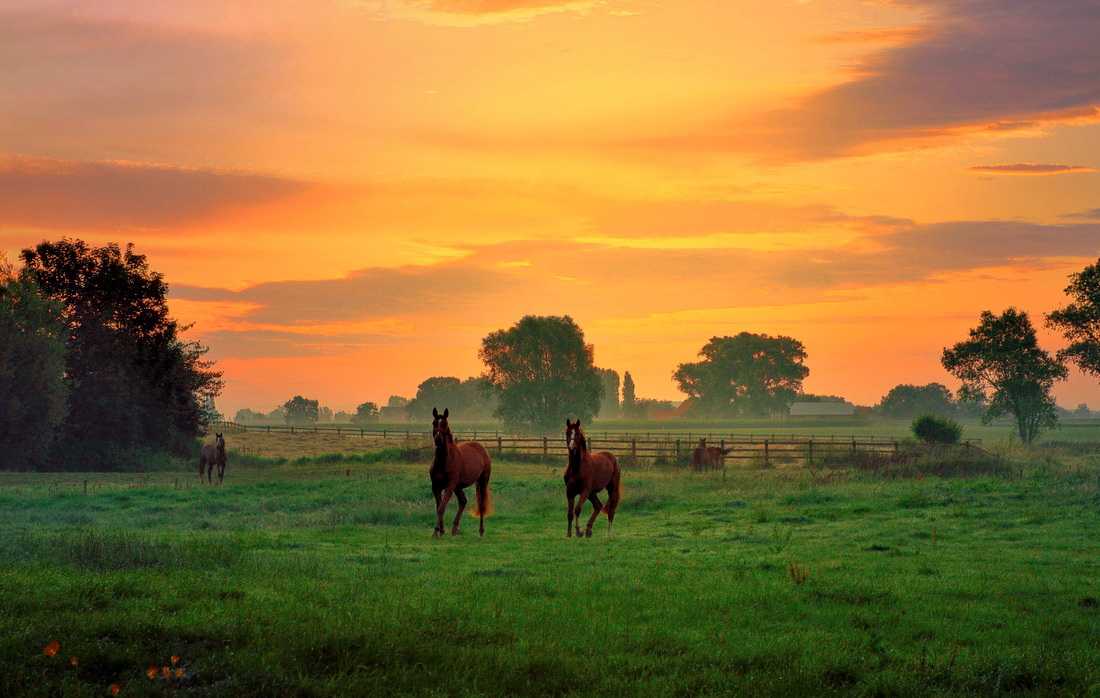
[[451, 529, 460, 536], [585, 529, 593, 538]]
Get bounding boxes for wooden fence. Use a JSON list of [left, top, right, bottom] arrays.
[[213, 421, 983, 468]]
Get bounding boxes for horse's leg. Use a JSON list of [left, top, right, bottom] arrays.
[[566, 494, 576, 538], [432, 487, 443, 537], [435, 487, 454, 538], [451, 488, 467, 536], [574, 488, 589, 538], [584, 492, 603, 538]]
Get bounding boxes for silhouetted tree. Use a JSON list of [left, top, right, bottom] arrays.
[[1047, 258, 1100, 380], [877, 383, 956, 418], [0, 266, 68, 470], [942, 309, 1067, 444], [407, 377, 469, 420], [20, 239, 222, 467], [674, 333, 809, 417], [479, 315, 601, 431], [352, 401, 380, 424], [597, 368, 620, 418], [622, 371, 637, 417], [283, 395, 320, 426]]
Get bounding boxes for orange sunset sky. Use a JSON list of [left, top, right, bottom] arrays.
[[3, 0, 1100, 415]]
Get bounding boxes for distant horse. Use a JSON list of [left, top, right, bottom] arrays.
[[692, 438, 731, 471], [565, 419, 622, 538], [199, 433, 227, 484], [429, 408, 492, 537]]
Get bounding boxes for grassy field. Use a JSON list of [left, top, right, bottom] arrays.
[[3, 449, 1100, 696]]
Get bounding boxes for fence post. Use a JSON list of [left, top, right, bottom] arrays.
[[497, 435, 503, 457], [808, 439, 814, 465], [851, 437, 856, 454], [764, 439, 770, 467], [893, 439, 898, 454], [543, 436, 548, 461], [675, 438, 680, 464], [631, 438, 637, 463], [267, 425, 271, 433]]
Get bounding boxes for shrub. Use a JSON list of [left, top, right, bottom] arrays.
[[912, 414, 962, 445]]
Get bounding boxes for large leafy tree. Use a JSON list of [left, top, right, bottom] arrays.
[[674, 333, 809, 417], [407, 376, 469, 420], [479, 315, 602, 431], [0, 263, 68, 470], [1047, 258, 1100, 379], [877, 383, 956, 419], [352, 401, 380, 424], [283, 396, 320, 425], [942, 308, 1067, 444], [20, 239, 222, 465]]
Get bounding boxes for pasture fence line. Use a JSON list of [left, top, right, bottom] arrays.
[[211, 421, 984, 469]]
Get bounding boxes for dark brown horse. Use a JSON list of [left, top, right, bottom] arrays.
[[429, 408, 492, 537], [692, 438, 731, 471], [199, 433, 226, 484], [565, 419, 622, 538]]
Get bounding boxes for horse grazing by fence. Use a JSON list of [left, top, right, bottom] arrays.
[[692, 438, 731, 471], [565, 419, 622, 538], [199, 433, 227, 484], [429, 408, 492, 537]]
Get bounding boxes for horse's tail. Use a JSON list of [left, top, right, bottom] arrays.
[[605, 454, 622, 518], [474, 444, 493, 517]]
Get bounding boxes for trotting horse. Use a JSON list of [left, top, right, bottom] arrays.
[[565, 419, 622, 538], [429, 408, 492, 537], [199, 433, 227, 484]]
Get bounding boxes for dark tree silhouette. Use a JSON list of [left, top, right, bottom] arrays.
[[877, 383, 956, 418], [942, 308, 1066, 444], [1047, 258, 1100, 379], [674, 333, 809, 417], [479, 315, 601, 431], [621, 371, 637, 417], [20, 239, 221, 466], [283, 395, 320, 425]]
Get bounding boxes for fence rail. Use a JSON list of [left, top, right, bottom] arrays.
[[212, 421, 983, 468]]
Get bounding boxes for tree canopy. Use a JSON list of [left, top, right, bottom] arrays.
[[621, 371, 637, 417], [479, 315, 601, 431], [673, 333, 809, 417], [942, 308, 1067, 444], [19, 239, 222, 466], [877, 383, 956, 418], [1047, 258, 1100, 379], [283, 396, 320, 426]]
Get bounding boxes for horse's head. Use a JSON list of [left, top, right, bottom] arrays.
[[215, 433, 225, 452], [698, 438, 706, 448], [432, 407, 452, 448], [565, 419, 587, 456]]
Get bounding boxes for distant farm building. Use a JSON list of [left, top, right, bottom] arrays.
[[788, 401, 857, 418]]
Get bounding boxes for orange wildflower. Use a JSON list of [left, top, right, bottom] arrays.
[[43, 640, 60, 657], [109, 684, 121, 696], [146, 665, 158, 680]]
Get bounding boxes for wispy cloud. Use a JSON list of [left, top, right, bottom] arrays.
[[0, 155, 306, 232], [969, 164, 1097, 176]]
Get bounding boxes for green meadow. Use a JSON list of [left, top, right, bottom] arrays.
[[2, 450, 1100, 696]]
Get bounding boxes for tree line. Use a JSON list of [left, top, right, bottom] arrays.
[[6, 239, 1098, 469], [240, 259, 1100, 445]]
